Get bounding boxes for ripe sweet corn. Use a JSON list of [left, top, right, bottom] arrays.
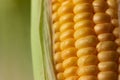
[[52, 0, 119, 80]]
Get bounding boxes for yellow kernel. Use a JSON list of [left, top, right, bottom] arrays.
[[73, 3, 93, 14], [77, 65, 98, 76], [93, 13, 111, 24], [94, 23, 113, 34], [64, 67, 77, 78], [54, 42, 61, 52], [74, 20, 93, 30], [119, 75, 120, 80], [106, 8, 118, 18], [59, 13, 74, 24], [52, 12, 59, 22], [111, 19, 118, 27], [73, 0, 92, 4], [98, 62, 117, 71], [52, 2, 60, 12], [107, 0, 118, 8], [92, 0, 108, 12], [58, 4, 73, 16], [115, 38, 120, 46], [117, 47, 120, 54], [119, 64, 120, 73], [77, 55, 98, 66], [74, 27, 95, 40], [53, 22, 60, 32], [61, 47, 76, 60], [60, 22, 74, 32], [54, 32, 60, 42], [98, 33, 115, 41], [77, 47, 97, 57], [54, 52, 62, 63], [63, 57, 77, 69], [65, 76, 78, 80], [55, 63, 64, 72], [75, 35, 98, 49], [60, 38, 74, 50], [113, 27, 120, 38], [98, 51, 118, 62], [74, 12, 92, 22], [57, 72, 65, 80], [97, 41, 117, 52], [61, 0, 72, 6], [78, 75, 97, 80], [60, 29, 74, 41], [98, 71, 117, 80]]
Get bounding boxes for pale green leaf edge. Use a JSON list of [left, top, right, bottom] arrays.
[[31, 0, 56, 80]]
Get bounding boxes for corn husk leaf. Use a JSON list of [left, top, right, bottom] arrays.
[[31, 0, 56, 80]]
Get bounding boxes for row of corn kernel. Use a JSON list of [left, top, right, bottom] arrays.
[[107, 0, 120, 80], [58, 0, 78, 80], [93, 0, 118, 80], [73, 0, 98, 80], [52, 0, 64, 80], [107, 0, 119, 73], [106, 0, 120, 80]]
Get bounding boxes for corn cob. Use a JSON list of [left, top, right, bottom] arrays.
[[52, 0, 119, 80], [93, 0, 118, 80]]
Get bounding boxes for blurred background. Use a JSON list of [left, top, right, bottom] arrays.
[[0, 0, 33, 80]]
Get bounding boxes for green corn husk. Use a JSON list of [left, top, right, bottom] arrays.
[[31, 0, 56, 80]]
